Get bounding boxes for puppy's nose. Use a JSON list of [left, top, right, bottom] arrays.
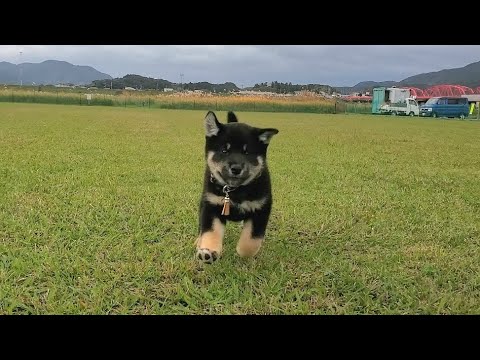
[[229, 164, 242, 176]]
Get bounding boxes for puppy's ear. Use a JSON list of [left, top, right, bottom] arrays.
[[258, 128, 279, 144], [205, 111, 222, 137], [227, 111, 239, 123]]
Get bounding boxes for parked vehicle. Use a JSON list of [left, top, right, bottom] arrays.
[[379, 97, 419, 116], [372, 87, 411, 114], [419, 97, 469, 119]]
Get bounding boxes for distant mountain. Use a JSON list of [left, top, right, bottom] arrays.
[[355, 80, 397, 91], [0, 62, 18, 83], [4, 58, 479, 95], [91, 74, 240, 93], [0, 60, 112, 85], [399, 60, 480, 88], [338, 60, 480, 94], [336, 81, 397, 94]]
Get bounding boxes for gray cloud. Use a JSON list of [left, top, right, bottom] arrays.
[[1, 45, 479, 87]]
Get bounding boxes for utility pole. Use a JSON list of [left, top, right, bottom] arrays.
[[180, 73, 184, 91], [19, 51, 23, 86]]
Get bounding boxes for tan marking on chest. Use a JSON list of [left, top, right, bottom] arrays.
[[204, 193, 267, 213], [236, 197, 267, 213]]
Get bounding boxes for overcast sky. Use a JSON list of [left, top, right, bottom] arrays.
[[1, 45, 479, 87]]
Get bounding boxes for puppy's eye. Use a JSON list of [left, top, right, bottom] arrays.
[[222, 143, 231, 153]]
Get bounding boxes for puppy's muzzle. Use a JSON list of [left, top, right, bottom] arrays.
[[228, 163, 244, 177]]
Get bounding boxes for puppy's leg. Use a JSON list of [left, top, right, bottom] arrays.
[[196, 205, 225, 264], [236, 205, 271, 258]]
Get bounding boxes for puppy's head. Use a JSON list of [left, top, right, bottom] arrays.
[[204, 111, 278, 187]]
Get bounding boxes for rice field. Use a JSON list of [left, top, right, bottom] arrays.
[[0, 86, 371, 114]]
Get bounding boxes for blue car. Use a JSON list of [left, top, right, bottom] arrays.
[[419, 97, 469, 119]]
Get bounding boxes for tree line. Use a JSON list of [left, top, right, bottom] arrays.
[[252, 81, 337, 94], [91, 75, 338, 94]]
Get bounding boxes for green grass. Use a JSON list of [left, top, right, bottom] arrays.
[[1, 103, 480, 314]]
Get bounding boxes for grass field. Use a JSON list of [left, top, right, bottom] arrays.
[[1, 103, 480, 314]]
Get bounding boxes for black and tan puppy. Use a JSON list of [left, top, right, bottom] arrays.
[[196, 111, 279, 264]]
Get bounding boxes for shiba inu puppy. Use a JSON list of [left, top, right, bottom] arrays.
[[196, 111, 279, 264]]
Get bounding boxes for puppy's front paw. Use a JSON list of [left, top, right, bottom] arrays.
[[196, 248, 219, 264]]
